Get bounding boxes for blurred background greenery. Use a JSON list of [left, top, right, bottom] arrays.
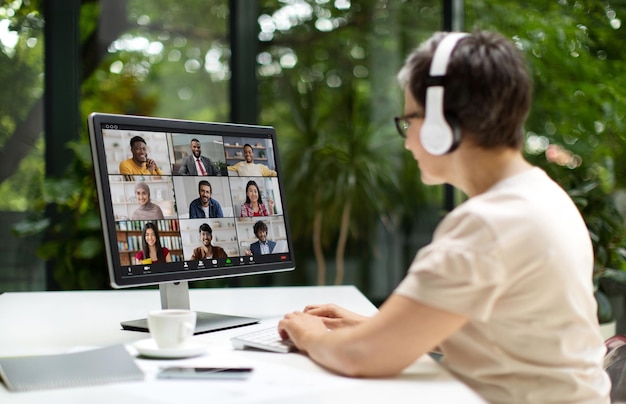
[[1, 1, 626, 313]]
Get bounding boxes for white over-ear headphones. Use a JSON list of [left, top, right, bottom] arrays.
[[421, 32, 469, 155]]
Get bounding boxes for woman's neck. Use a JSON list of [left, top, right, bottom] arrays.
[[453, 145, 532, 197]]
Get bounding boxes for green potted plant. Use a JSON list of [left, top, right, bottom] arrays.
[[215, 161, 228, 176]]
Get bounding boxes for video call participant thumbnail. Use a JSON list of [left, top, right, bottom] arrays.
[[131, 182, 164, 220], [119, 135, 164, 175], [246, 220, 276, 256], [190, 223, 228, 260], [189, 180, 224, 218], [135, 222, 171, 264], [178, 138, 220, 176], [240, 180, 273, 217], [228, 143, 277, 177]]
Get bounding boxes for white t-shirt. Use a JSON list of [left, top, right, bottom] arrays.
[[395, 168, 610, 403]]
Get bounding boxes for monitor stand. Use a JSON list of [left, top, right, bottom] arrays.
[[121, 281, 259, 334]]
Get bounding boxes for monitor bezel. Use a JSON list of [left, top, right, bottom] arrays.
[[88, 112, 296, 289]]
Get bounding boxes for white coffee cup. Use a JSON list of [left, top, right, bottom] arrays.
[[147, 309, 197, 349]]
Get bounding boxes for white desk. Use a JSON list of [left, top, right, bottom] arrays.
[[0, 286, 484, 403]]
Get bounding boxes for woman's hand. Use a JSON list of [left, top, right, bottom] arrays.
[[278, 311, 328, 352], [303, 304, 369, 329]]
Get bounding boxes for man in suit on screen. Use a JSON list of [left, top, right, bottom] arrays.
[[248, 220, 276, 255], [178, 138, 219, 175]]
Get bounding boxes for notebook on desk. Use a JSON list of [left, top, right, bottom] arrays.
[[0, 344, 143, 392]]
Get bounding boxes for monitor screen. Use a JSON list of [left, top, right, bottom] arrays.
[[88, 113, 296, 333]]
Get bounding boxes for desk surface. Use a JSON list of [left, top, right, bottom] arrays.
[[0, 286, 484, 403]]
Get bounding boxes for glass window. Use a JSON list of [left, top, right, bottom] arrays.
[[0, 0, 453, 295], [83, 0, 230, 121], [0, 2, 46, 291], [465, 3, 626, 298], [256, 1, 444, 299]]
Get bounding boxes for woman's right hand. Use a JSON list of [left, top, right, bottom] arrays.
[[302, 304, 369, 329]]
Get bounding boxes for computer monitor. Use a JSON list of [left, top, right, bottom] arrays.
[[88, 113, 295, 334]]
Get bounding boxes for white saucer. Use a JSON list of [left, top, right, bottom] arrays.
[[133, 338, 207, 359]]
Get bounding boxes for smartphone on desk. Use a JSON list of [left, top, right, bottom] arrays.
[[158, 367, 253, 380]]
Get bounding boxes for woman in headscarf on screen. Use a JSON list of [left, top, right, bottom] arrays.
[[130, 182, 165, 220]]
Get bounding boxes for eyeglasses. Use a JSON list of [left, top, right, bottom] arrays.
[[394, 112, 424, 138]]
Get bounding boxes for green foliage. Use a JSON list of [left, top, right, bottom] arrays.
[[0, 2, 45, 209], [5, 0, 626, 296], [0, 137, 44, 210], [596, 289, 614, 324], [120, 0, 231, 121], [14, 140, 109, 289], [467, 1, 626, 182], [559, 163, 626, 322], [22, 0, 234, 289], [257, 1, 446, 284], [466, 11, 626, 231], [469, 1, 626, 322]]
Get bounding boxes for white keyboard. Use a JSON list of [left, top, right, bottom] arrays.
[[231, 326, 296, 353]]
